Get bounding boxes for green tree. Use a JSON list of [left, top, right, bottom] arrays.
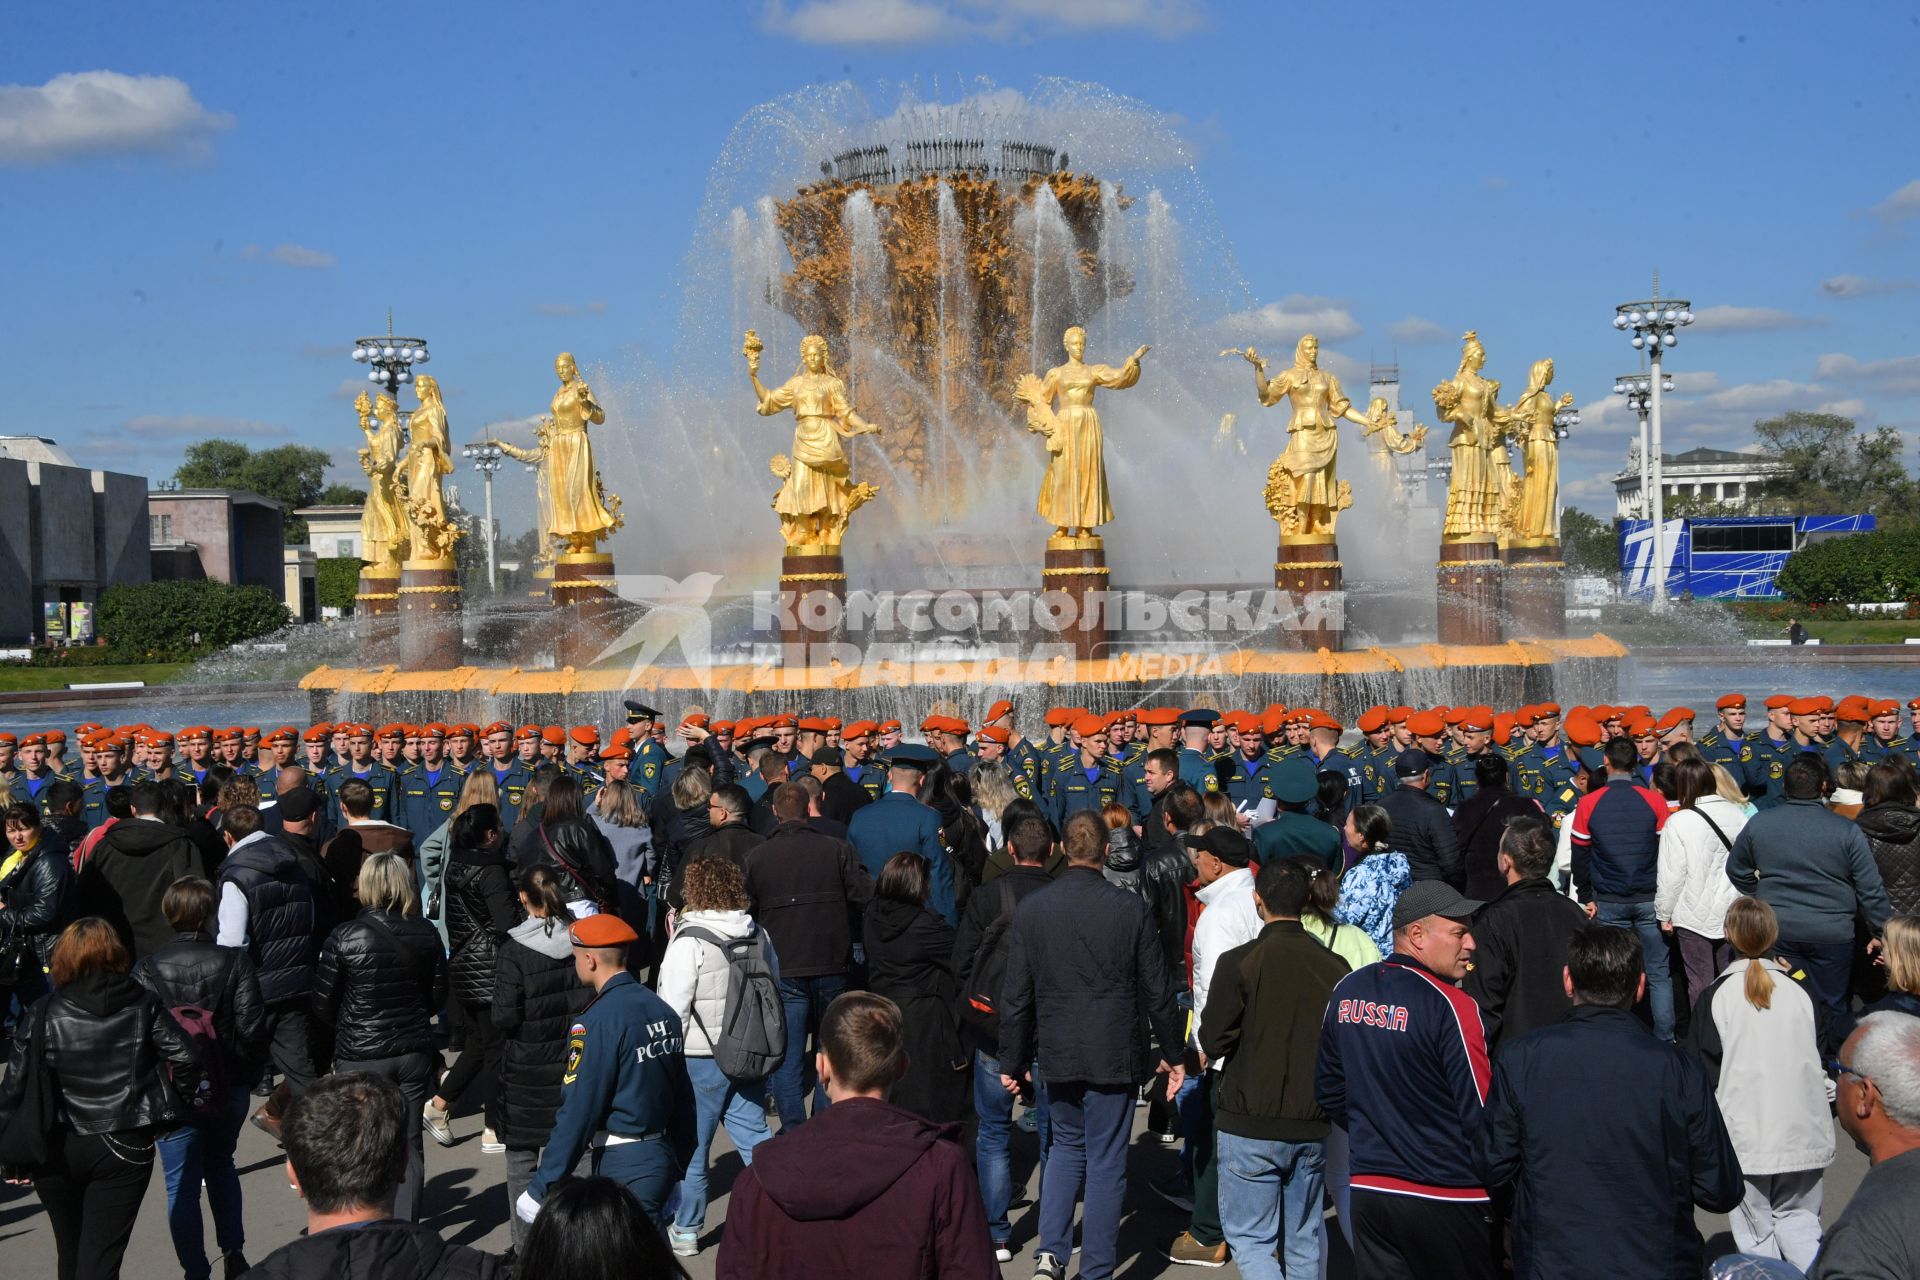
[[1751, 412, 1916, 516], [97, 580, 291, 652], [174, 439, 340, 544], [1559, 507, 1618, 575], [319, 482, 368, 504], [1776, 526, 1920, 605]]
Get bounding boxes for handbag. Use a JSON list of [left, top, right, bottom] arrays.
[[0, 1003, 59, 1170]]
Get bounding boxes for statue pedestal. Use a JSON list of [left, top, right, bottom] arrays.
[[779, 546, 847, 653], [1438, 540, 1505, 645], [531, 562, 553, 600], [553, 552, 617, 669], [1042, 535, 1112, 662], [1274, 536, 1343, 651], [398, 559, 463, 669], [1503, 540, 1565, 638], [356, 568, 399, 617]]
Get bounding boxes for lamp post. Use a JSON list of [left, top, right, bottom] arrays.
[[350, 312, 430, 436], [1551, 402, 1580, 542], [1612, 373, 1671, 521], [1612, 295, 1693, 607], [461, 436, 504, 592]]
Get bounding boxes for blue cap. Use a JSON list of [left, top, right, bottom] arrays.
[[1269, 757, 1317, 804], [1180, 708, 1221, 727], [1392, 749, 1432, 778], [887, 743, 941, 770]]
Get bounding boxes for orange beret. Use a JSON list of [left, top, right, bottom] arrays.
[[1072, 714, 1108, 738], [1493, 713, 1516, 744], [569, 914, 639, 948], [1536, 703, 1562, 719], [841, 720, 876, 740], [0, 733, 16, 745], [767, 715, 797, 731], [1763, 695, 1794, 711], [1657, 708, 1695, 735], [1442, 707, 1468, 726], [712, 720, 735, 734], [43, 730, 65, 744], [19, 733, 46, 748], [1407, 710, 1446, 738], [798, 716, 832, 733], [1457, 710, 1493, 733], [1136, 707, 1181, 727], [541, 727, 565, 745], [569, 726, 600, 745], [1872, 700, 1899, 718], [1835, 696, 1873, 723], [1356, 707, 1388, 733], [877, 719, 901, 734], [978, 725, 1012, 746], [1715, 694, 1747, 711], [1043, 708, 1074, 727], [482, 722, 512, 737], [1565, 712, 1602, 747], [985, 699, 1013, 723], [1788, 697, 1824, 717], [598, 743, 630, 761]]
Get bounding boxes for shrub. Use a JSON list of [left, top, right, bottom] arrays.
[[1775, 527, 1920, 606], [316, 556, 365, 613], [97, 580, 291, 653]]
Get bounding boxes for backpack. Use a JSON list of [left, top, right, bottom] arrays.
[[677, 924, 786, 1082], [957, 878, 1020, 1040], [161, 1002, 226, 1121]]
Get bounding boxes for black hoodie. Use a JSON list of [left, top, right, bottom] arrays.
[[76, 817, 208, 959], [250, 1219, 502, 1280]]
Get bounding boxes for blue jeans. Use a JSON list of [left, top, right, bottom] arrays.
[[1216, 1131, 1325, 1280], [594, 1137, 679, 1226], [674, 1055, 771, 1235], [773, 974, 846, 1128], [1037, 1082, 1132, 1279], [1596, 899, 1674, 1040], [157, 1085, 251, 1280], [973, 1049, 1051, 1244]]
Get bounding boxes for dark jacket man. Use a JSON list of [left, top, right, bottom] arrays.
[[744, 819, 874, 978], [1379, 781, 1464, 889], [1473, 1003, 1742, 1278], [1464, 877, 1590, 1054], [250, 1219, 503, 1279], [1728, 795, 1892, 945], [1201, 916, 1349, 1141], [1451, 780, 1544, 901], [78, 814, 208, 959], [998, 865, 1185, 1087], [717, 1096, 994, 1280], [951, 861, 1055, 1056], [218, 834, 320, 1007]]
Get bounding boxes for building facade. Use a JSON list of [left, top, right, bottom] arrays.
[[1613, 445, 1790, 518], [147, 488, 286, 592], [1617, 513, 1875, 600], [296, 503, 366, 562], [0, 437, 150, 646]]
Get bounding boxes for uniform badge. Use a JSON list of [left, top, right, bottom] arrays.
[[644, 763, 657, 778], [439, 797, 453, 810], [1739, 747, 1752, 763], [564, 1025, 586, 1084], [1769, 761, 1784, 779]]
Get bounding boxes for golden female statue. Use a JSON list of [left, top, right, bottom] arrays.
[[1014, 327, 1147, 539], [744, 331, 881, 550], [1507, 357, 1573, 543], [1431, 331, 1513, 541], [546, 352, 621, 554], [355, 390, 408, 570], [1233, 334, 1420, 539], [401, 375, 460, 562]]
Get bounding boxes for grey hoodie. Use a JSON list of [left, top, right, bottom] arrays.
[[506, 913, 573, 961]]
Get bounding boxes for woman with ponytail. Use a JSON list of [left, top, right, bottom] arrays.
[[1688, 896, 1833, 1270]]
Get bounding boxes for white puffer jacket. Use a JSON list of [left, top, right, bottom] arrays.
[[656, 909, 779, 1058], [1655, 797, 1748, 937], [1692, 957, 1836, 1175]]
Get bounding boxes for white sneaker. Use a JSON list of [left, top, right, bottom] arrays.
[[994, 1243, 1013, 1263], [479, 1127, 505, 1154], [422, 1100, 454, 1147]]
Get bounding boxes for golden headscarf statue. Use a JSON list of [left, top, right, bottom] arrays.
[[1505, 357, 1573, 544], [543, 352, 622, 555], [1431, 331, 1513, 542], [401, 374, 462, 563], [355, 390, 408, 571], [743, 330, 881, 551], [1014, 326, 1148, 541]]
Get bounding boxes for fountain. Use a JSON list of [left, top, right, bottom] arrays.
[[290, 79, 1622, 725]]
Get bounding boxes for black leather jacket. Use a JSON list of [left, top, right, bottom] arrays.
[[0, 970, 196, 1136], [1136, 842, 1194, 986], [133, 931, 270, 1079], [525, 817, 618, 909], [444, 845, 519, 1010], [314, 909, 448, 1062], [0, 840, 73, 970]]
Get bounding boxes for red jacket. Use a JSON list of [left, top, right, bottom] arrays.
[[717, 1096, 997, 1280]]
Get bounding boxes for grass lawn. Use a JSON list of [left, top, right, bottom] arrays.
[[1801, 618, 1920, 645], [0, 663, 189, 693]]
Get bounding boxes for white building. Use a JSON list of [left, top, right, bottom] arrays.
[[296, 503, 366, 561], [1613, 445, 1788, 518]]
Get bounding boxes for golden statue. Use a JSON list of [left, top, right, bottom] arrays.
[[744, 330, 881, 551], [1506, 357, 1573, 543], [400, 375, 461, 563], [544, 352, 622, 555], [496, 421, 554, 571], [355, 390, 408, 571], [1013, 327, 1147, 540], [1232, 335, 1422, 540], [1431, 331, 1513, 542]]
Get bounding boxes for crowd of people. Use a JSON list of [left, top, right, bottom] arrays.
[[0, 688, 1918, 1278]]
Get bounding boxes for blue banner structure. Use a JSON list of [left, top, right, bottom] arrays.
[[1617, 514, 1875, 600]]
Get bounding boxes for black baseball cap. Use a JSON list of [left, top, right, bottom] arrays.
[[1392, 749, 1432, 778], [278, 786, 319, 823], [1391, 880, 1483, 930]]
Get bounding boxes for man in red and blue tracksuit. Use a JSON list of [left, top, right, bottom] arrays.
[[1567, 734, 1674, 1040], [1315, 879, 1497, 1279]]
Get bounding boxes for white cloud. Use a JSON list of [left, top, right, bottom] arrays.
[[1867, 178, 1920, 224], [1689, 305, 1823, 333], [1820, 274, 1918, 298], [1814, 352, 1920, 397], [1386, 315, 1449, 344], [271, 243, 333, 270], [0, 71, 231, 164], [759, 0, 1205, 45], [1219, 295, 1361, 344]]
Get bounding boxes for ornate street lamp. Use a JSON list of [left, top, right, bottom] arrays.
[[351, 311, 431, 406], [1613, 372, 1672, 521], [461, 436, 504, 592]]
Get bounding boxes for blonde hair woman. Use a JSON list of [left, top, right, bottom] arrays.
[[313, 851, 448, 1223], [1689, 897, 1833, 1270], [1867, 913, 1920, 1019]]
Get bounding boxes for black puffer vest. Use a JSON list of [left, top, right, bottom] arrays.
[[219, 835, 318, 1006]]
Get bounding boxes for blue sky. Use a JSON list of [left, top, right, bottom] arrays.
[[2, 0, 1916, 537]]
